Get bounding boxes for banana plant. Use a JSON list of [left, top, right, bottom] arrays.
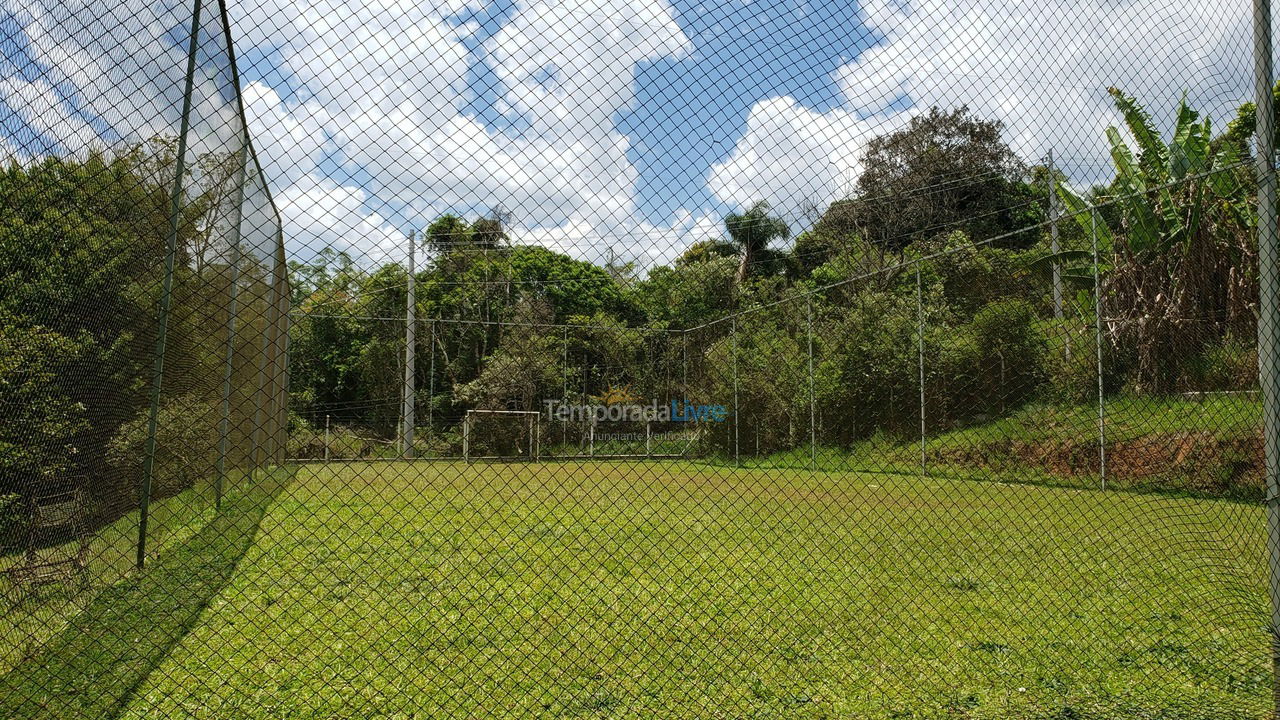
[[1043, 87, 1257, 392], [1055, 87, 1250, 256]]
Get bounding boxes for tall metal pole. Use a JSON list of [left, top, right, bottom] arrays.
[[1049, 150, 1063, 319], [807, 299, 816, 470], [1092, 207, 1107, 491], [402, 230, 416, 459], [732, 318, 740, 466], [428, 320, 436, 442], [138, 0, 202, 569], [917, 267, 926, 474], [216, 141, 247, 512], [563, 327, 569, 448], [1252, 0, 1280, 710]]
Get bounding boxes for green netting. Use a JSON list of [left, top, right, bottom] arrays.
[[0, 0, 287, 666]]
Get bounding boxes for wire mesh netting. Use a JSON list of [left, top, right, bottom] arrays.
[[2, 0, 1280, 717]]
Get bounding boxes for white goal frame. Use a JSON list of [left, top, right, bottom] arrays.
[[462, 410, 541, 461]]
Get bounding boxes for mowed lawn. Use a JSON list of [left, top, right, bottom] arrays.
[[100, 461, 1271, 719]]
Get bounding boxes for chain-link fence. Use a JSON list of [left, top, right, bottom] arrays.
[[2, 0, 1280, 717]]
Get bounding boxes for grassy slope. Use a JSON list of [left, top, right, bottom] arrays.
[[105, 461, 1268, 719], [741, 394, 1264, 499]]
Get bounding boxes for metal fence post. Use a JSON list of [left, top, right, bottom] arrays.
[[732, 318, 739, 466], [324, 414, 330, 463], [916, 266, 926, 474], [215, 140, 247, 512], [428, 320, 436, 443], [401, 230, 416, 459], [563, 327, 569, 448], [1092, 206, 1108, 490], [807, 298, 816, 470], [1252, 0, 1280, 709], [138, 0, 203, 569]]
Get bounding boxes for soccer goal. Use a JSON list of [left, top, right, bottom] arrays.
[[462, 410, 541, 461]]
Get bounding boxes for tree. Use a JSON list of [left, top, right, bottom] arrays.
[[675, 238, 738, 267], [822, 106, 1036, 251], [632, 256, 736, 329], [424, 214, 472, 255], [1056, 88, 1255, 392], [724, 201, 789, 284], [0, 141, 233, 518], [0, 316, 88, 494]]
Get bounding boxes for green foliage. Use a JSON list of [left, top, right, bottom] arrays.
[[1042, 324, 1106, 405], [819, 106, 1039, 251], [1185, 336, 1258, 392], [0, 318, 89, 491], [935, 299, 1046, 421], [631, 256, 735, 328], [675, 238, 738, 266], [1058, 89, 1257, 392], [724, 201, 789, 282], [0, 144, 232, 514], [456, 300, 564, 412], [107, 395, 219, 502]]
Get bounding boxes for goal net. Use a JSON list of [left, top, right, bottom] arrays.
[[462, 411, 541, 461]]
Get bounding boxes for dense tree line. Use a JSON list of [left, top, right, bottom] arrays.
[[0, 141, 275, 535], [0, 89, 1268, 505], [288, 96, 1264, 456]]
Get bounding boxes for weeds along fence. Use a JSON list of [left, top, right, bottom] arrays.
[[2, 0, 1280, 716]]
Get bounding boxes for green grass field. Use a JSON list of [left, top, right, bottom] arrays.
[[1, 460, 1270, 719]]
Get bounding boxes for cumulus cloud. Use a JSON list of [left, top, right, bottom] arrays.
[[10, 0, 242, 152], [838, 0, 1256, 181], [514, 208, 722, 271], [0, 76, 101, 156], [275, 178, 403, 260], [229, 0, 694, 265], [241, 83, 330, 188], [6, 0, 702, 266], [707, 96, 888, 226], [712, 0, 1259, 224]]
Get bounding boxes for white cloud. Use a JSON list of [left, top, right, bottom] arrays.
[[711, 0, 1260, 227], [0, 76, 101, 155], [275, 177, 403, 260], [707, 96, 890, 226], [514, 208, 721, 272], [10, 0, 242, 152], [242, 83, 330, 188], [838, 0, 1257, 180], [229, 0, 693, 266]]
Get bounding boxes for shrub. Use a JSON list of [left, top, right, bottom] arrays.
[[933, 299, 1045, 425], [107, 395, 219, 502], [1185, 336, 1257, 392]]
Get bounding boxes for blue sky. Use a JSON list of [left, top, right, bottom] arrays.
[[1, 0, 1263, 268], [618, 0, 872, 225], [222, 0, 881, 261]]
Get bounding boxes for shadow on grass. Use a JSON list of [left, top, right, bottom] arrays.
[[0, 469, 290, 720]]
